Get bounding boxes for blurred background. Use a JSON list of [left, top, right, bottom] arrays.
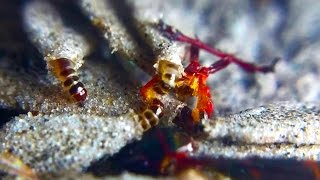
[[1, 0, 319, 117]]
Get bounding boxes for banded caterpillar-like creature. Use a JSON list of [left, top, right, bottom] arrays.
[[138, 21, 278, 131], [23, 0, 90, 103], [48, 58, 87, 102]]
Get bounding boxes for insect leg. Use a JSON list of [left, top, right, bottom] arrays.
[[207, 56, 279, 74], [189, 44, 200, 63], [184, 45, 201, 74], [178, 45, 214, 122], [159, 21, 279, 74], [206, 58, 231, 74]]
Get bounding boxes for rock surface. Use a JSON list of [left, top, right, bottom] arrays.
[[204, 102, 320, 145], [0, 0, 319, 179], [197, 102, 320, 160], [1, 112, 143, 172]]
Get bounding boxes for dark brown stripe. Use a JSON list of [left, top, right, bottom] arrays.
[[63, 76, 79, 87], [164, 73, 174, 80], [148, 117, 158, 126], [70, 82, 87, 102], [153, 86, 166, 95], [161, 81, 171, 91], [138, 115, 150, 130], [55, 58, 72, 69], [69, 82, 84, 95], [60, 68, 75, 77], [153, 82, 170, 95], [165, 63, 178, 69], [143, 110, 153, 120]]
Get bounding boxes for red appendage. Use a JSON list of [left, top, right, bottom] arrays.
[[159, 21, 279, 74], [158, 21, 279, 122], [183, 46, 214, 121]]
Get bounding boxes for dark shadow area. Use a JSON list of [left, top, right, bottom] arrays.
[[87, 127, 320, 180], [0, 0, 47, 75], [107, 0, 156, 60], [0, 1, 41, 125], [0, 108, 28, 128], [86, 127, 191, 176]]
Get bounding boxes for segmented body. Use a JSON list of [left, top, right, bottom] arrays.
[[48, 58, 87, 102], [138, 76, 169, 130], [23, 1, 90, 103], [137, 22, 278, 131], [138, 63, 213, 131]]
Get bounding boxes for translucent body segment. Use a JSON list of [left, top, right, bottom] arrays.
[[48, 58, 87, 102], [23, 1, 90, 102], [23, 0, 91, 70], [138, 99, 165, 131], [140, 75, 171, 103]]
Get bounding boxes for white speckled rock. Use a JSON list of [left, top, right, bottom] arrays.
[[1, 0, 320, 179], [204, 102, 320, 145], [196, 139, 320, 160], [0, 112, 143, 172]]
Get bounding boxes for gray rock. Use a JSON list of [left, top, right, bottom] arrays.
[[204, 102, 320, 145], [0, 0, 320, 179], [0, 112, 143, 172], [197, 102, 320, 160]]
